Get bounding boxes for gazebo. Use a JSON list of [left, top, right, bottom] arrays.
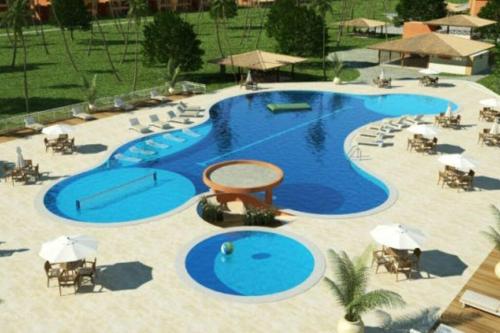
[[368, 32, 494, 75], [341, 18, 388, 35], [425, 14, 496, 37], [210, 50, 307, 81]]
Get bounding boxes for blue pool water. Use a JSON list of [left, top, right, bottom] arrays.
[[43, 91, 456, 223], [184, 230, 315, 296]]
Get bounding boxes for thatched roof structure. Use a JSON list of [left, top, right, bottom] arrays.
[[341, 18, 387, 29], [425, 14, 496, 28], [210, 50, 306, 71], [368, 33, 494, 58]]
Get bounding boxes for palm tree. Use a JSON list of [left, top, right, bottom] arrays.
[[324, 247, 405, 330], [91, 0, 121, 82], [210, 0, 226, 57], [3, 0, 28, 68], [310, 0, 333, 80], [33, 0, 49, 55], [3, 0, 30, 112], [51, 1, 80, 73], [482, 205, 500, 250], [127, 0, 148, 91]]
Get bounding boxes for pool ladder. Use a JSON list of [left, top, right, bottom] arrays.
[[347, 145, 362, 160]]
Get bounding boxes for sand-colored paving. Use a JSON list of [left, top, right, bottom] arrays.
[[0, 80, 499, 333]]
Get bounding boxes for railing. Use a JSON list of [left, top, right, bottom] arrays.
[[75, 172, 157, 211], [0, 81, 206, 135]]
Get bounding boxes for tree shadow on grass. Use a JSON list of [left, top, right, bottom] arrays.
[[0, 62, 57, 74], [47, 83, 82, 89], [0, 97, 82, 117]]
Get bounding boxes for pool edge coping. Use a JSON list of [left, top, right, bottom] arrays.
[[175, 226, 326, 303]]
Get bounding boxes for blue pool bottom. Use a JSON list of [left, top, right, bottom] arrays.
[[184, 230, 316, 296]]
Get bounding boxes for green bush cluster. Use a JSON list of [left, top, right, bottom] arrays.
[[199, 196, 224, 222], [243, 207, 276, 226]]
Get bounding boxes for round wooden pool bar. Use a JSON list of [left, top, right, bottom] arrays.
[[202, 160, 284, 204]]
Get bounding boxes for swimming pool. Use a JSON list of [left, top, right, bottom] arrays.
[[42, 90, 457, 224], [177, 227, 325, 302]]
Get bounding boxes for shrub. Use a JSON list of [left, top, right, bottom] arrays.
[[243, 207, 276, 226], [199, 196, 224, 222], [265, 0, 324, 56]]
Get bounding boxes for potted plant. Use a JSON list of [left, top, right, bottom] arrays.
[[324, 247, 405, 333], [82, 74, 98, 111], [482, 205, 500, 279], [328, 52, 344, 85], [165, 58, 181, 95]]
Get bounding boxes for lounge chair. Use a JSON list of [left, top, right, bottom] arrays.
[[114, 97, 134, 111], [177, 106, 204, 118], [24, 116, 44, 132], [114, 153, 141, 163], [167, 110, 191, 124], [163, 133, 186, 143], [71, 106, 96, 121], [129, 118, 151, 134], [129, 146, 156, 156], [150, 89, 169, 103], [369, 123, 393, 133], [356, 136, 384, 147], [182, 128, 201, 138], [149, 114, 173, 130], [145, 139, 169, 149], [406, 114, 425, 125], [179, 101, 204, 112], [460, 290, 500, 317], [448, 115, 461, 129], [359, 129, 388, 139]]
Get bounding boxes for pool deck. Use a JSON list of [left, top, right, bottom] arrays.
[[0, 80, 499, 332]]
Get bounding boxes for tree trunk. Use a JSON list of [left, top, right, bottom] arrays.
[[322, 21, 327, 80], [52, 5, 80, 73], [255, 5, 266, 49], [132, 23, 139, 91], [20, 30, 29, 113], [95, 16, 122, 82], [87, 25, 95, 56], [120, 18, 132, 64], [70, 29, 74, 41], [109, 1, 127, 40], [214, 18, 224, 57], [39, 20, 50, 55], [11, 32, 18, 68], [5, 26, 15, 47]]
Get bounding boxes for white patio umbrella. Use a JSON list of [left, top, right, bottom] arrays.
[[39, 235, 97, 263], [445, 103, 453, 117], [42, 124, 74, 137], [379, 68, 385, 80], [438, 154, 477, 171], [16, 146, 25, 168], [370, 224, 426, 250], [479, 98, 500, 108], [407, 124, 439, 138], [245, 70, 253, 84], [490, 121, 499, 135], [419, 68, 440, 75]]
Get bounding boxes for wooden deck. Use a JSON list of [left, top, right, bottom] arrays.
[[438, 249, 500, 333]]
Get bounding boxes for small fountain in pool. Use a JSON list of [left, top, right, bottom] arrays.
[[220, 241, 234, 255]]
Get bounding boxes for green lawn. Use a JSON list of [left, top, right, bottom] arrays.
[[0, 3, 398, 118]]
